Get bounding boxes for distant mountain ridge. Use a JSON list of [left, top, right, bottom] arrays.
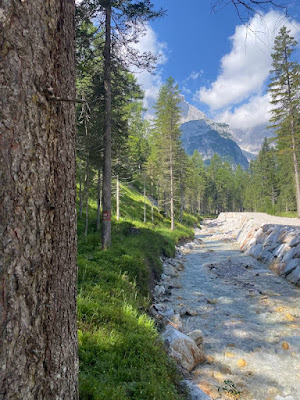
[[179, 99, 249, 169]]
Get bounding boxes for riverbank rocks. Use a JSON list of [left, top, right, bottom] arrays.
[[214, 213, 300, 287], [162, 325, 205, 372], [182, 380, 212, 400]]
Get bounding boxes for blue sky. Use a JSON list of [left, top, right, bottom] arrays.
[[134, 0, 300, 131]]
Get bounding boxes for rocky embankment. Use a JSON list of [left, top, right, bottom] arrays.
[[212, 213, 300, 286], [152, 214, 300, 400]]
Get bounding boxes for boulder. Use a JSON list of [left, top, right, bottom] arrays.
[[286, 266, 300, 284], [289, 234, 300, 248], [282, 247, 297, 263], [273, 243, 289, 259], [282, 259, 299, 276], [187, 329, 204, 346], [162, 325, 205, 372]]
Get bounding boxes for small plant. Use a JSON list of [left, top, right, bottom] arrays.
[[217, 380, 242, 399]]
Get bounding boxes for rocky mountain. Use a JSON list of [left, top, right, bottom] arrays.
[[179, 99, 249, 169], [232, 125, 274, 155]]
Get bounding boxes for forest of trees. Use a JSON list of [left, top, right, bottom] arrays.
[[0, 0, 299, 399]]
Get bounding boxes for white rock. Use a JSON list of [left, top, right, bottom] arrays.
[[162, 325, 205, 372], [187, 329, 204, 346], [154, 285, 165, 297]]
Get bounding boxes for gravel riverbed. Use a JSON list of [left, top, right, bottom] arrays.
[[166, 219, 300, 400]]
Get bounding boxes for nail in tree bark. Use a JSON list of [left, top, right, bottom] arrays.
[[0, 1, 78, 398]]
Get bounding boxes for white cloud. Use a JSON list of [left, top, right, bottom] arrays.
[[186, 70, 204, 81], [198, 11, 300, 110], [215, 93, 271, 130], [130, 24, 168, 117]]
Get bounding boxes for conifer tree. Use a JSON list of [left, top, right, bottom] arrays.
[[268, 26, 300, 216], [153, 77, 182, 230]]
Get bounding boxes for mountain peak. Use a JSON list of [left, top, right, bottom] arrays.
[[179, 96, 206, 124]]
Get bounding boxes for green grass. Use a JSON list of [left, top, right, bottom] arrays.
[[77, 182, 198, 400]]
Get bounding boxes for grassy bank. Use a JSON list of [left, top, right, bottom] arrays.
[[77, 184, 198, 400]]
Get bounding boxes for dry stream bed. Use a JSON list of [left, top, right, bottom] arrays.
[[155, 219, 300, 400]]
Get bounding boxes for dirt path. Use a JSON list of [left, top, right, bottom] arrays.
[[170, 220, 300, 400]]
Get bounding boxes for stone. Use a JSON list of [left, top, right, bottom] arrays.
[[164, 265, 178, 277], [282, 231, 296, 245], [162, 326, 205, 372], [154, 285, 165, 297], [262, 251, 275, 265], [286, 267, 300, 284], [281, 259, 299, 276], [182, 380, 212, 400], [273, 243, 289, 259], [289, 234, 300, 248], [187, 329, 204, 346], [282, 247, 297, 263], [169, 314, 183, 331]]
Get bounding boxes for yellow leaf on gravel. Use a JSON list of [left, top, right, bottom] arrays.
[[237, 358, 247, 367], [282, 341, 290, 350], [225, 352, 235, 357], [284, 313, 296, 322]]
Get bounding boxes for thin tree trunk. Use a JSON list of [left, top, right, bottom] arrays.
[[151, 180, 154, 223], [290, 118, 300, 217], [116, 175, 120, 221], [164, 190, 167, 215], [157, 183, 160, 212], [97, 164, 101, 231], [170, 158, 175, 231], [84, 157, 90, 239], [271, 185, 275, 207], [180, 178, 184, 224], [101, 5, 112, 249], [0, 1, 78, 398], [143, 175, 147, 223], [79, 158, 83, 218]]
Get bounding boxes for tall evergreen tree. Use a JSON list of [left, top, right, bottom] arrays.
[[268, 26, 300, 216], [78, 0, 164, 248], [153, 77, 182, 230]]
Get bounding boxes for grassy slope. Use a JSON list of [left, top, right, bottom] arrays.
[[78, 183, 198, 400]]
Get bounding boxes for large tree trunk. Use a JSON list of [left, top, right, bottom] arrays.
[[101, 5, 112, 249], [0, 1, 78, 399]]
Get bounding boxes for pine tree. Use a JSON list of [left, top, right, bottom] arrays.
[[268, 26, 300, 216], [153, 77, 182, 230], [78, 0, 164, 248]]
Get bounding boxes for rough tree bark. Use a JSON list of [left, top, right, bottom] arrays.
[[101, 5, 112, 248], [0, 1, 78, 399]]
